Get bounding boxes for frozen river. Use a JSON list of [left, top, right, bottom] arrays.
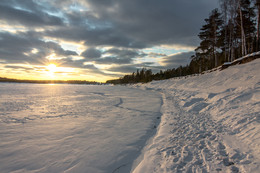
[[0, 83, 162, 173]]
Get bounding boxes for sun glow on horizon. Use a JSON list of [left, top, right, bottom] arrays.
[[47, 64, 57, 73], [46, 64, 57, 78]]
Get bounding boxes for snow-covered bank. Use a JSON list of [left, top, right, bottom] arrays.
[[132, 59, 260, 172]]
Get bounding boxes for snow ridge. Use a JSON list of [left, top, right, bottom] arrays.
[[132, 59, 260, 172]]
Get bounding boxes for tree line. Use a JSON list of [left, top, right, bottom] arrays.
[[0, 77, 103, 85], [107, 0, 260, 84]]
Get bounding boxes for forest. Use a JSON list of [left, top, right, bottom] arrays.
[[107, 0, 260, 84]]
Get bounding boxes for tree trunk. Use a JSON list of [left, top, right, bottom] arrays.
[[229, 22, 235, 62], [214, 20, 217, 67], [257, 1, 260, 51], [220, 0, 228, 61], [238, 0, 247, 56], [224, 24, 228, 61]]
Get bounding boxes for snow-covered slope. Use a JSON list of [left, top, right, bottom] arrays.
[[132, 59, 260, 173]]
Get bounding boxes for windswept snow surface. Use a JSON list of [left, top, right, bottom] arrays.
[[132, 59, 260, 173], [0, 84, 162, 173]]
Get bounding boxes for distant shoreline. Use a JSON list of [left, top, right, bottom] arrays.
[[0, 77, 104, 85]]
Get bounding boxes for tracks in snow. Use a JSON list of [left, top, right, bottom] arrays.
[[151, 90, 253, 173]]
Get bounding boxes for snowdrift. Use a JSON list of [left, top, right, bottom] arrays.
[[132, 59, 260, 172]]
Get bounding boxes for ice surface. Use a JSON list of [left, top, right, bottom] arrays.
[[0, 84, 162, 173], [132, 59, 260, 173]]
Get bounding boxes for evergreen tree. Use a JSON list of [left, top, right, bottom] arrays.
[[198, 9, 223, 68], [235, 0, 256, 54], [256, 0, 260, 50]]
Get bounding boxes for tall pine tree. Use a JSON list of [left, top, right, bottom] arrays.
[[236, 0, 256, 54], [198, 9, 223, 68]]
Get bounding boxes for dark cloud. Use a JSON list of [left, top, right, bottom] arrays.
[[45, 42, 78, 56], [108, 65, 138, 73], [45, 27, 147, 48], [0, 32, 43, 64], [0, 1, 64, 27], [4, 65, 34, 71], [107, 51, 194, 73], [86, 0, 218, 47], [82, 64, 120, 77], [0, 32, 77, 64], [58, 58, 85, 68], [104, 48, 142, 58], [107, 62, 157, 74], [65, 10, 109, 28], [162, 51, 194, 69], [55, 58, 117, 77], [148, 52, 167, 57], [95, 56, 132, 64], [80, 48, 145, 65], [0, 0, 57, 14], [42, 0, 218, 49], [0, 0, 218, 48], [81, 48, 102, 59]]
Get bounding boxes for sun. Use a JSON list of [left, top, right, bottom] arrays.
[[46, 64, 57, 78], [47, 64, 57, 73]]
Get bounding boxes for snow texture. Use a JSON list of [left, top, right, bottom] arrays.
[[0, 85, 161, 173], [131, 59, 260, 173]]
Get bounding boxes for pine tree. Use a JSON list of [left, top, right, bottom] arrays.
[[256, 0, 260, 50], [239, 0, 256, 53], [198, 9, 223, 68]]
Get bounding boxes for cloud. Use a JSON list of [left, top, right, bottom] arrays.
[[107, 62, 157, 74], [4, 65, 34, 71], [95, 56, 132, 64], [108, 65, 138, 74], [0, 1, 64, 27], [0, 32, 43, 64], [0, 32, 78, 64], [107, 50, 194, 73], [58, 58, 85, 68], [81, 64, 121, 77], [86, 0, 218, 47], [43, 0, 218, 48], [0, 0, 218, 80], [81, 48, 102, 59], [45, 42, 78, 56], [161, 51, 194, 69], [80, 48, 145, 65], [0, 0, 219, 49], [45, 27, 147, 48], [104, 48, 141, 58], [96, 48, 143, 64], [56, 58, 118, 77]]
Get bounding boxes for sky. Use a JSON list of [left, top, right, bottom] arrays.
[[0, 0, 218, 82]]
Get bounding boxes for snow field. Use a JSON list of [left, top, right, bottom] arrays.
[[0, 85, 162, 173], [132, 59, 260, 172]]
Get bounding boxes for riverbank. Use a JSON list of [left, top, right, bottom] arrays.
[[131, 59, 260, 172]]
